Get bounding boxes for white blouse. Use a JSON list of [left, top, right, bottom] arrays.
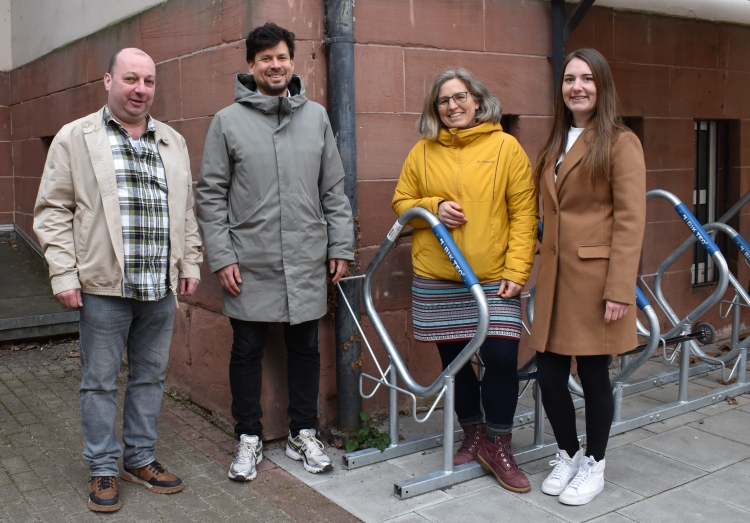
[[554, 126, 585, 182]]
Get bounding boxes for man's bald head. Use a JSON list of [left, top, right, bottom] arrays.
[[108, 48, 152, 76], [104, 48, 156, 129]]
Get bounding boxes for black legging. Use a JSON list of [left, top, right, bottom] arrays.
[[535, 351, 613, 461], [437, 338, 519, 432]]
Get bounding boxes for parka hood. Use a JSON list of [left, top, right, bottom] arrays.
[[234, 73, 308, 113]]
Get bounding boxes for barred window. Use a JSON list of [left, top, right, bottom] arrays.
[[693, 120, 729, 285]]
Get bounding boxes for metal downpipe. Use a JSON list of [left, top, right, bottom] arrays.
[[326, 0, 362, 431]]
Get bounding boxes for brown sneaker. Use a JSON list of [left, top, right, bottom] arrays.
[[88, 476, 121, 512], [454, 424, 486, 466], [121, 460, 184, 494], [477, 434, 531, 493]]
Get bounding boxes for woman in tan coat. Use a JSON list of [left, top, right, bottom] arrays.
[[529, 49, 646, 506]]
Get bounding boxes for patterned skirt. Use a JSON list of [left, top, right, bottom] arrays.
[[412, 274, 523, 343]]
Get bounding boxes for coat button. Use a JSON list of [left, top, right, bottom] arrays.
[[552, 246, 557, 255], [553, 206, 558, 214]]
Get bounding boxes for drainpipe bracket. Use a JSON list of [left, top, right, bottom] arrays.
[[327, 36, 356, 44]]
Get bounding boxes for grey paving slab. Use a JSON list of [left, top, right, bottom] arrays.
[[619, 393, 665, 418], [618, 486, 750, 523], [604, 444, 705, 497], [688, 409, 750, 446], [312, 461, 450, 523], [438, 474, 497, 499], [642, 380, 714, 404], [684, 458, 750, 512], [508, 471, 642, 523], [632, 425, 750, 472], [622, 359, 666, 382], [521, 455, 556, 476], [606, 428, 654, 449], [266, 445, 351, 486], [696, 397, 747, 417], [640, 409, 705, 434], [417, 486, 566, 523], [586, 513, 637, 523], [382, 514, 432, 523]]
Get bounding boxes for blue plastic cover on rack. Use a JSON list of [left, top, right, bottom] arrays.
[[635, 287, 650, 310], [731, 234, 750, 262], [674, 203, 720, 256], [430, 223, 481, 289]]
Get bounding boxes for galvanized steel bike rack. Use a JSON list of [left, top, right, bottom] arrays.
[[337, 207, 491, 498], [605, 190, 750, 435], [336, 192, 749, 500]]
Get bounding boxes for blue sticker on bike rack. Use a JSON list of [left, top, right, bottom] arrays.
[[635, 287, 650, 310], [731, 234, 750, 262], [431, 223, 480, 289], [674, 203, 719, 256]]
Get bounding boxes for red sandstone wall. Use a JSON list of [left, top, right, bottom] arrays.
[[3, 0, 750, 437]]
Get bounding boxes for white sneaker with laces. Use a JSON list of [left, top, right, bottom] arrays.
[[228, 434, 263, 482], [558, 455, 605, 505], [286, 429, 333, 473], [541, 448, 583, 495]]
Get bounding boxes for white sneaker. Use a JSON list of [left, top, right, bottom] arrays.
[[228, 434, 263, 481], [559, 455, 605, 505], [541, 448, 583, 495], [286, 429, 333, 473]]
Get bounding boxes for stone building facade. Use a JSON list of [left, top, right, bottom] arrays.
[[0, 0, 749, 438]]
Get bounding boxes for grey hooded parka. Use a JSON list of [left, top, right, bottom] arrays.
[[196, 74, 354, 324]]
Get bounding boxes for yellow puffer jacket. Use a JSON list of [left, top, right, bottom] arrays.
[[392, 122, 538, 285]]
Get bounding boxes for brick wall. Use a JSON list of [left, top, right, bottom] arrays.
[[3, 0, 750, 437]]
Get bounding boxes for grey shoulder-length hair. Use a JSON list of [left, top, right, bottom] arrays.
[[418, 68, 503, 140]]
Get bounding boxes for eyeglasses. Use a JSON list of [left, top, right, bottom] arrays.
[[434, 92, 471, 108]]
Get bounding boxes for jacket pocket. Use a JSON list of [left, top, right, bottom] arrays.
[[578, 244, 611, 259], [229, 197, 261, 226], [77, 209, 94, 257]]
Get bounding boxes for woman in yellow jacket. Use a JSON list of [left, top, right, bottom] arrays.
[[392, 68, 538, 493]]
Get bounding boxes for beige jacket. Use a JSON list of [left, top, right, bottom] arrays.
[[34, 107, 203, 297]]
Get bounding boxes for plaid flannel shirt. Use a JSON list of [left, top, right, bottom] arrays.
[[103, 106, 170, 301]]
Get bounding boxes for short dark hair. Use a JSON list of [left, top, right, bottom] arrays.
[[246, 22, 295, 62], [108, 49, 123, 75]]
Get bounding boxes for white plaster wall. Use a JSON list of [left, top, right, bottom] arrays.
[[0, 0, 11, 71], [568, 0, 750, 26], [9, 0, 166, 69]]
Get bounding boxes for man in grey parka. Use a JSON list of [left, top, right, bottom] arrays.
[[196, 23, 354, 481]]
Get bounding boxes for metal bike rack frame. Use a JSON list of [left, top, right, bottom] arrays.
[[338, 192, 750, 500], [338, 207, 490, 498]]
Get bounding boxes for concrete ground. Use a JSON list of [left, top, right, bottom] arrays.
[[2, 338, 750, 523], [267, 361, 750, 523], [0, 237, 78, 342]]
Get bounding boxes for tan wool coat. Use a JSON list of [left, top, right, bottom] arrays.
[[529, 130, 646, 356]]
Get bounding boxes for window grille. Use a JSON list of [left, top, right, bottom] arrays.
[[692, 121, 729, 285]]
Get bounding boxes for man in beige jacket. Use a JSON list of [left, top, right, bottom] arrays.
[[33, 48, 202, 513]]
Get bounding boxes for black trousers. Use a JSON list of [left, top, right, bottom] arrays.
[[535, 351, 613, 461], [229, 318, 320, 439], [437, 337, 520, 431]]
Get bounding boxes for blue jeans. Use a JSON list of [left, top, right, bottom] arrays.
[[79, 293, 175, 476]]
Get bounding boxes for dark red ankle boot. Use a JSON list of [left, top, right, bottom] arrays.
[[454, 423, 486, 466], [477, 433, 530, 493]]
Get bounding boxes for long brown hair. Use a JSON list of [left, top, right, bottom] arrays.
[[533, 48, 626, 185]]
